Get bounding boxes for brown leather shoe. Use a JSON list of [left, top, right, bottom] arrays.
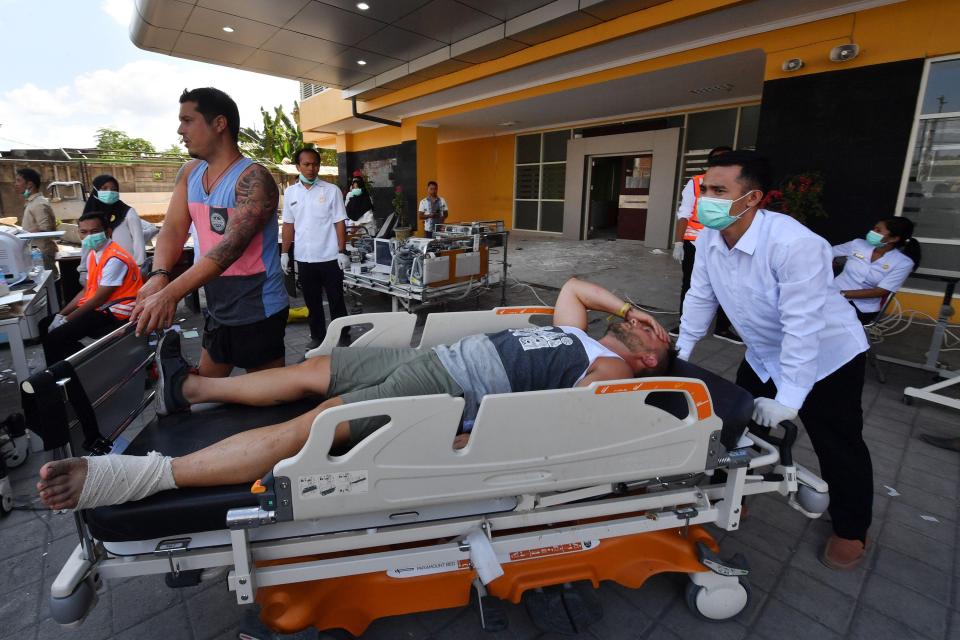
[[820, 535, 866, 570]]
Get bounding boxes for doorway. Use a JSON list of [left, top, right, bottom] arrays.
[[585, 153, 652, 240]]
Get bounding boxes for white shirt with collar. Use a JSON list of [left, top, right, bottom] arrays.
[[831, 238, 914, 313], [281, 180, 347, 263], [418, 196, 448, 231], [676, 209, 868, 410]]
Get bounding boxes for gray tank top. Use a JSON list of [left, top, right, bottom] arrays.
[[433, 326, 599, 430]]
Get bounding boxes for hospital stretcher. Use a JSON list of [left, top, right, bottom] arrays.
[[26, 308, 830, 637]]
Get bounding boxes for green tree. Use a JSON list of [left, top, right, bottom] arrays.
[[162, 142, 186, 156], [95, 128, 156, 154], [239, 102, 335, 165]]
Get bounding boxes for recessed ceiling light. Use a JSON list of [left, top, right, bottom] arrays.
[[497, 121, 518, 127], [222, 26, 234, 33], [356, 2, 370, 10], [357, 59, 367, 66]]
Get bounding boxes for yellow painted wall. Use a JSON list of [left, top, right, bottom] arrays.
[[436, 135, 516, 229], [416, 127, 438, 203], [893, 291, 960, 321]]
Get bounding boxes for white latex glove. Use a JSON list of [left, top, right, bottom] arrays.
[[752, 397, 799, 427], [50, 314, 67, 330], [672, 241, 685, 263], [337, 253, 351, 271], [280, 253, 290, 274]]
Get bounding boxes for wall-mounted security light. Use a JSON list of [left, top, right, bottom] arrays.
[[781, 58, 804, 72], [829, 44, 860, 62]]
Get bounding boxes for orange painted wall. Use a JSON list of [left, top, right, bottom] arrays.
[[436, 135, 516, 229]]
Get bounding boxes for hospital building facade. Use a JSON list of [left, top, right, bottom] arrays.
[[132, 0, 960, 315]]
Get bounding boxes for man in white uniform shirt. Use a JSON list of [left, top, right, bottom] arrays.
[[417, 180, 448, 238], [676, 151, 872, 570], [281, 148, 350, 350]]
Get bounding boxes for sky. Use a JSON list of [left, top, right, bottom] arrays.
[[0, 0, 300, 151]]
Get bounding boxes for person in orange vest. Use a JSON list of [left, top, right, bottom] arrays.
[[41, 212, 143, 365], [670, 146, 741, 344]]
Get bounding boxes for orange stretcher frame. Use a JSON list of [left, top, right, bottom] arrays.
[[257, 526, 718, 636]]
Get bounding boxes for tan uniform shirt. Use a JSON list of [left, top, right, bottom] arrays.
[[21, 193, 58, 258]]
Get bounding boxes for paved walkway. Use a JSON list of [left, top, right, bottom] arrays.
[[0, 237, 958, 639]]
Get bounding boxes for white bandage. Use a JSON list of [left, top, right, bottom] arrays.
[[75, 451, 178, 510]]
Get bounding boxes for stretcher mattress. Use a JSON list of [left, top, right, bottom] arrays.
[[84, 360, 753, 543]]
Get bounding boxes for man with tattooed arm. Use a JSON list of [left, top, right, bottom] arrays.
[[131, 88, 288, 376]]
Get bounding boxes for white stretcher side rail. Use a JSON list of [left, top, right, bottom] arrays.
[[306, 311, 418, 357], [304, 306, 555, 358], [270, 376, 720, 522]]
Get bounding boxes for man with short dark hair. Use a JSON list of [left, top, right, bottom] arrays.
[[15, 168, 58, 275], [677, 150, 873, 570], [37, 277, 671, 511], [131, 87, 288, 376], [281, 148, 349, 350], [41, 213, 142, 364], [417, 180, 448, 238]]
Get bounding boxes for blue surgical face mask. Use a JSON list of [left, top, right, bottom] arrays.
[[95, 189, 120, 205], [349, 188, 362, 197], [865, 230, 886, 247], [22, 189, 31, 198], [696, 191, 756, 230], [299, 174, 317, 186], [81, 231, 108, 252]]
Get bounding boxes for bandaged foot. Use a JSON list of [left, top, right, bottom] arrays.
[[37, 451, 177, 511]]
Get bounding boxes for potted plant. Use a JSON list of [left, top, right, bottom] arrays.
[[761, 172, 828, 227], [392, 185, 411, 242]]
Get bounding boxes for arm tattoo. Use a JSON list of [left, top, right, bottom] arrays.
[[174, 162, 188, 185], [206, 164, 279, 270]]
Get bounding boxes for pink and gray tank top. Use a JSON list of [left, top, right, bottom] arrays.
[[186, 158, 286, 326]]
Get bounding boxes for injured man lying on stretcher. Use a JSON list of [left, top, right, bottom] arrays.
[[37, 277, 673, 512]]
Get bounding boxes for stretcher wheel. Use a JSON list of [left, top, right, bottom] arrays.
[[0, 492, 11, 516], [685, 576, 751, 621]]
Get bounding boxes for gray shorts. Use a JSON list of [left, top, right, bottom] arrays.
[[329, 347, 464, 443]]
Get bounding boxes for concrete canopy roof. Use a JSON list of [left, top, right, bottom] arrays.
[[130, 0, 673, 90]]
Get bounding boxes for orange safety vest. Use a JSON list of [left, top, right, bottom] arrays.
[[78, 241, 143, 320], [682, 174, 705, 241]]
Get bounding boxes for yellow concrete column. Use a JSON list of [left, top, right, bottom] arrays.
[[415, 126, 439, 236]]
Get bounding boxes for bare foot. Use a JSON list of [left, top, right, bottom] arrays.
[[453, 433, 470, 450], [37, 458, 88, 510]]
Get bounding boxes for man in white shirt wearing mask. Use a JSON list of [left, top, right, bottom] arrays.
[[281, 148, 350, 350], [676, 150, 872, 570]]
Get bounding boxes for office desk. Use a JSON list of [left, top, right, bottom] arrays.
[[0, 269, 59, 382]]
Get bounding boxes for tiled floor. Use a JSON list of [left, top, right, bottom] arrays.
[[0, 237, 957, 639]]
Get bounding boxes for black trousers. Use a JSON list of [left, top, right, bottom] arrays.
[[298, 259, 347, 342], [40, 310, 122, 365], [736, 353, 872, 541], [680, 240, 730, 332]]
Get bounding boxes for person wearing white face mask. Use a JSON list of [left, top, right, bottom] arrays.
[[831, 217, 921, 322], [78, 174, 148, 287], [41, 213, 143, 365], [281, 148, 350, 351], [676, 150, 872, 570], [14, 168, 58, 277], [82, 174, 147, 266]]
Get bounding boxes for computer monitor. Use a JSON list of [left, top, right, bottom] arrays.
[[374, 238, 393, 268]]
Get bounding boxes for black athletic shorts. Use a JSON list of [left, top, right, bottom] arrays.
[[202, 308, 288, 370]]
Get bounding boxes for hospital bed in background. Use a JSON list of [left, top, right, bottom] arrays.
[[25, 309, 830, 638]]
